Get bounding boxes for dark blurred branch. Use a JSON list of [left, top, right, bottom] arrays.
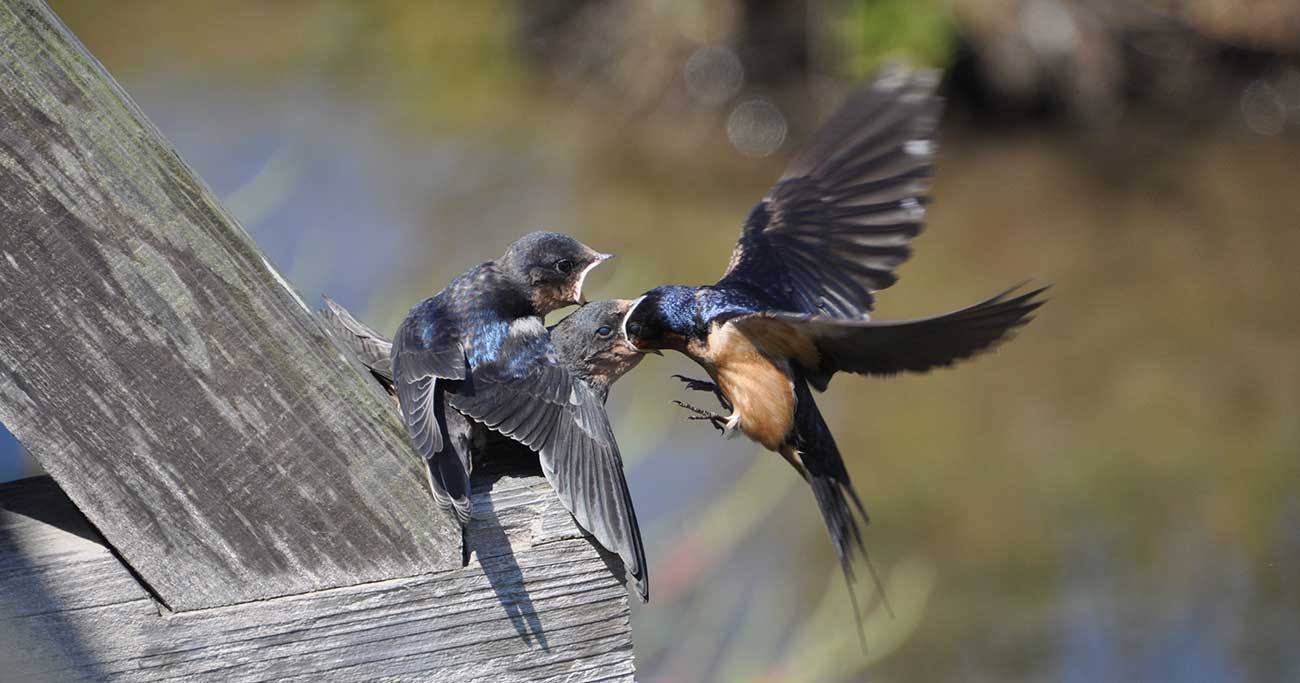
[[736, 0, 811, 87]]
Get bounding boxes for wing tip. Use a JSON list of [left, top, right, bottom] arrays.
[[452, 497, 472, 527], [731, 61, 945, 316]]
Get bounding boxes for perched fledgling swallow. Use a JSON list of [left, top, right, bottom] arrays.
[[388, 232, 649, 600], [323, 295, 644, 465], [621, 68, 1046, 619], [321, 297, 647, 589], [321, 297, 644, 403]]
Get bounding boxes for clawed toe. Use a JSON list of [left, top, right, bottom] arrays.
[[672, 374, 732, 411], [672, 374, 717, 393], [672, 399, 729, 435]]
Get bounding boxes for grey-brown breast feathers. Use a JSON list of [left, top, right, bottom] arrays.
[[733, 284, 1047, 388], [719, 67, 942, 318], [447, 358, 649, 601]]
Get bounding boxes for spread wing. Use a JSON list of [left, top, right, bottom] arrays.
[[730, 285, 1047, 389], [391, 302, 470, 520], [446, 331, 649, 601], [718, 67, 942, 318]]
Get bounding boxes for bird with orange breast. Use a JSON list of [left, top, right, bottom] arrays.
[[621, 67, 1047, 623]]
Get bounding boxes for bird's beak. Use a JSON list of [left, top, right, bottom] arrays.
[[572, 252, 613, 305], [621, 296, 662, 355]]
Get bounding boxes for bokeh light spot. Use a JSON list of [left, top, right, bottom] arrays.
[[726, 98, 787, 158], [1020, 0, 1079, 57], [684, 45, 744, 107]]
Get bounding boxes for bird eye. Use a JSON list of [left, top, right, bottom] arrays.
[[596, 326, 612, 337], [627, 322, 642, 336], [555, 259, 574, 274]]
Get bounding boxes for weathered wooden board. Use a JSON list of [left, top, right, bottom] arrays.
[[0, 0, 459, 611], [0, 474, 635, 682]]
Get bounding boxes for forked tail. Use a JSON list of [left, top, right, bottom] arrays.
[[791, 374, 892, 646]]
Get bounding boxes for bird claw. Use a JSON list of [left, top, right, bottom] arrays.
[[672, 374, 732, 411], [672, 374, 717, 393], [672, 400, 729, 435]]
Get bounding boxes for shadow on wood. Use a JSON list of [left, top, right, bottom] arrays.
[[0, 475, 636, 682], [473, 481, 551, 651], [0, 477, 111, 683]]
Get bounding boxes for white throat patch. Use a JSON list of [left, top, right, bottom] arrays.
[[622, 295, 648, 350]]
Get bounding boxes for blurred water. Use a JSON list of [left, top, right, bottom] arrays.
[[4, 2, 1299, 681], [0, 429, 25, 481]]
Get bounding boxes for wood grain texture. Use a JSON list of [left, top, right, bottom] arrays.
[[0, 0, 459, 611], [0, 475, 636, 682]]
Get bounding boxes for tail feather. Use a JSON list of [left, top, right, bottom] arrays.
[[808, 475, 892, 618], [791, 374, 891, 642], [817, 283, 1048, 379], [731, 283, 1048, 391], [318, 296, 395, 388], [428, 387, 474, 527]]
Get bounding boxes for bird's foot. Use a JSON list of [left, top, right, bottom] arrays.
[[672, 374, 733, 411], [672, 400, 730, 435], [672, 374, 717, 393]]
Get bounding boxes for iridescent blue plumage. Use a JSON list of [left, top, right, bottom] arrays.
[[390, 231, 649, 602], [626, 282, 794, 349]]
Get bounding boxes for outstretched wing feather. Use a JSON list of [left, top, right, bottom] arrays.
[[719, 68, 942, 317], [447, 348, 650, 601]]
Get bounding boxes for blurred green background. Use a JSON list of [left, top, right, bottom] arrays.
[[3, 1, 1300, 680]]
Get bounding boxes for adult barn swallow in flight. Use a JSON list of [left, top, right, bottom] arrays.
[[621, 69, 1046, 612], [389, 232, 649, 600]]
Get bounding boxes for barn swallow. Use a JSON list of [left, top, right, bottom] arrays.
[[322, 297, 644, 404], [321, 297, 647, 590], [621, 68, 1047, 620], [388, 232, 649, 600]]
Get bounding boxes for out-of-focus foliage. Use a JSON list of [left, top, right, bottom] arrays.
[[3, 1, 1298, 681], [831, 0, 956, 74]]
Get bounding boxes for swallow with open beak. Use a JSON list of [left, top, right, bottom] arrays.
[[620, 68, 1047, 620], [388, 232, 650, 600], [322, 295, 649, 599]]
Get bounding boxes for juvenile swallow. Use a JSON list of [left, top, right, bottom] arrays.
[[322, 297, 644, 403], [621, 69, 1046, 616], [471, 300, 649, 478], [389, 232, 649, 600], [323, 295, 644, 460]]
